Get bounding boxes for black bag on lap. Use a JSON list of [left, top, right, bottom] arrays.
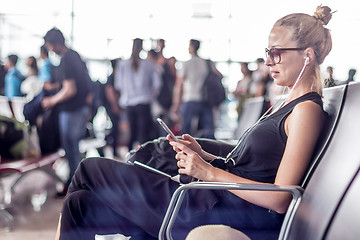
[[125, 137, 236, 182], [126, 137, 179, 176]]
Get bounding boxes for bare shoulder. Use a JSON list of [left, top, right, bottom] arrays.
[[293, 100, 324, 119], [286, 99, 325, 133]]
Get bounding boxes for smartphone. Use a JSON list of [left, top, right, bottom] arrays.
[[157, 118, 179, 142]]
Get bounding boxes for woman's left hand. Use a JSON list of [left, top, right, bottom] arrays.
[[169, 141, 213, 180]]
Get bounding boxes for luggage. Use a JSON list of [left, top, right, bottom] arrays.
[[0, 115, 40, 160]]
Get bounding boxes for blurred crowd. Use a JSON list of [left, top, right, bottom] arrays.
[[0, 28, 357, 194]]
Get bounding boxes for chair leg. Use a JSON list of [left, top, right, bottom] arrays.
[[0, 207, 14, 231], [6, 172, 26, 204], [0, 179, 14, 231]]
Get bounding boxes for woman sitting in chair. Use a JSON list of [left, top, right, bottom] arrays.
[[56, 5, 333, 240]]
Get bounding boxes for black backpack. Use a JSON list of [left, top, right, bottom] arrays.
[[202, 60, 226, 107]]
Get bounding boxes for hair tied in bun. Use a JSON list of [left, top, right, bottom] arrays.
[[313, 5, 336, 25]]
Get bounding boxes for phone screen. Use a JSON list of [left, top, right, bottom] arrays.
[[157, 118, 179, 142]]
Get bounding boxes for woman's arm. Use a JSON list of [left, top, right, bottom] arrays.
[[170, 100, 324, 213]]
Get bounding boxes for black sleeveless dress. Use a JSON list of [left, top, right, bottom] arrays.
[[62, 92, 324, 240]]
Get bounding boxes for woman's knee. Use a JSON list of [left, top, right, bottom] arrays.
[[63, 190, 90, 215]]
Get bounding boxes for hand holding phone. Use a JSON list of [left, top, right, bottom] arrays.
[[157, 118, 179, 143], [157, 118, 195, 184]]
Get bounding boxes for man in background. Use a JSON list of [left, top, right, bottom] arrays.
[[42, 28, 91, 195]]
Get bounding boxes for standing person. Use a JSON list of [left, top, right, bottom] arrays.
[[0, 61, 5, 95], [41, 28, 91, 195], [115, 38, 161, 150], [147, 48, 163, 121], [104, 58, 122, 158], [56, 5, 333, 240], [346, 68, 356, 84], [38, 44, 60, 92], [233, 62, 254, 119], [155, 39, 177, 132], [4, 54, 25, 118], [173, 39, 217, 139], [4, 54, 24, 100], [252, 58, 272, 97], [21, 56, 43, 101], [252, 57, 273, 114], [38, 44, 53, 83]]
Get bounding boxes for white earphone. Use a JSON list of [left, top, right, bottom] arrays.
[[286, 55, 309, 97], [305, 56, 310, 65]]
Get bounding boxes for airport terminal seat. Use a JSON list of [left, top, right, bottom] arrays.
[[0, 151, 64, 231], [323, 165, 360, 239], [0, 95, 106, 230], [286, 81, 360, 239], [0, 96, 13, 118], [159, 82, 359, 240]]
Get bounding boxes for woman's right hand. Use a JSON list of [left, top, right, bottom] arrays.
[[167, 134, 200, 152], [167, 134, 210, 160]]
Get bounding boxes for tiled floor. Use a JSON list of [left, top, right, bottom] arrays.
[[0, 171, 64, 240]]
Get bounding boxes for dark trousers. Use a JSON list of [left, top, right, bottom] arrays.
[[59, 157, 284, 240], [126, 103, 155, 150], [60, 158, 174, 240], [181, 101, 215, 139]]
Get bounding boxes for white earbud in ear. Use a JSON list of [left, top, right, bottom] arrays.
[[305, 56, 310, 64]]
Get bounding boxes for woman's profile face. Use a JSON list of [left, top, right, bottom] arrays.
[[266, 26, 305, 88]]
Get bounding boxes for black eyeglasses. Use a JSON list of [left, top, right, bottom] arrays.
[[265, 47, 305, 64]]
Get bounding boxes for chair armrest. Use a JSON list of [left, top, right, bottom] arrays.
[[158, 181, 304, 240]]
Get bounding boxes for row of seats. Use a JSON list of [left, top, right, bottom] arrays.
[[0, 93, 108, 230], [0, 96, 27, 122], [0, 151, 64, 231], [160, 82, 360, 240], [0, 95, 98, 231]]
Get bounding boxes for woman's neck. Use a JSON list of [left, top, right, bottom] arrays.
[[286, 84, 313, 103]]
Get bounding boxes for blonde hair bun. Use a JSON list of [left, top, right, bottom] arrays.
[[313, 5, 333, 25]]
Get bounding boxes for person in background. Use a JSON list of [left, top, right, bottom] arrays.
[[26, 56, 38, 76], [252, 57, 273, 114], [172, 39, 217, 139], [38, 44, 60, 92], [346, 68, 356, 84], [42, 28, 91, 195], [115, 38, 161, 150], [4, 54, 25, 118], [104, 58, 122, 158], [252, 58, 266, 97], [4, 54, 24, 100], [21, 56, 43, 101], [155, 39, 177, 134], [232, 62, 254, 119], [147, 48, 168, 136], [0, 61, 5, 95], [323, 66, 336, 88]]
